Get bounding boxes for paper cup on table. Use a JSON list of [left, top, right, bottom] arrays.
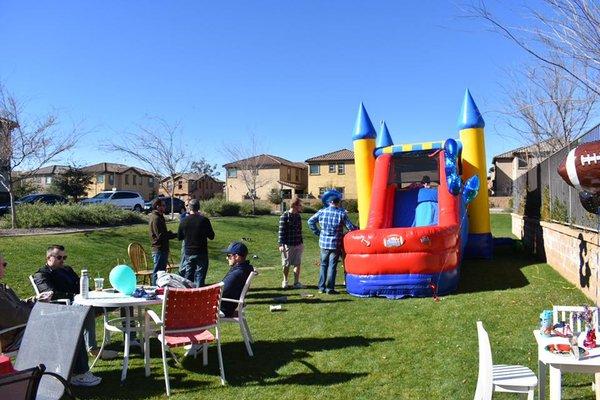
[[94, 278, 104, 291]]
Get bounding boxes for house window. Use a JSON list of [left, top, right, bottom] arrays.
[[133, 175, 137, 185], [45, 176, 52, 184], [329, 164, 336, 173], [148, 177, 154, 187], [227, 169, 237, 178], [337, 164, 345, 175], [309, 165, 320, 175], [287, 167, 291, 181], [97, 175, 104, 184], [517, 158, 528, 169], [178, 181, 183, 190], [109, 175, 114, 186], [295, 169, 300, 182], [125, 174, 129, 184]]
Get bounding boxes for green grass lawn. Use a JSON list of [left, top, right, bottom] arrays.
[[0, 213, 595, 399]]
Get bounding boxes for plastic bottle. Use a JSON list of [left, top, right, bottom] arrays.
[[80, 269, 89, 299]]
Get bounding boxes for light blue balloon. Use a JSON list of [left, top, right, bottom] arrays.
[[462, 175, 480, 204], [109, 264, 137, 295], [444, 139, 458, 161], [447, 174, 462, 195]]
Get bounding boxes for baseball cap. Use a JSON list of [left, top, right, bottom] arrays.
[[221, 241, 248, 257]]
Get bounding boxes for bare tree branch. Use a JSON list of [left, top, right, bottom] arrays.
[[220, 133, 270, 214], [0, 83, 81, 228], [102, 117, 191, 219]]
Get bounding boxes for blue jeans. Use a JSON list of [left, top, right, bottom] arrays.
[[180, 253, 209, 287], [318, 249, 340, 292], [152, 250, 169, 286]]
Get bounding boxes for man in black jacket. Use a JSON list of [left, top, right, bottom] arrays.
[[149, 198, 177, 285], [220, 242, 254, 317], [33, 244, 121, 359], [178, 199, 215, 287]]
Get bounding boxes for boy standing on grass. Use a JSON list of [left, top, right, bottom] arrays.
[[149, 198, 177, 285], [278, 197, 305, 289]]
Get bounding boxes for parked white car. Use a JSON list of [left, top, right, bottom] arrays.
[[80, 190, 145, 211]]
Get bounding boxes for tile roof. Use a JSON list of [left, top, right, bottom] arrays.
[[305, 149, 354, 163], [30, 165, 70, 175], [492, 139, 561, 161], [82, 162, 155, 176], [223, 154, 306, 169]]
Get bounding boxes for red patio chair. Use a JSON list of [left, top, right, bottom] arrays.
[[144, 283, 225, 396]]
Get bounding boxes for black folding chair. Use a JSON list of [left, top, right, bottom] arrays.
[[14, 302, 90, 400], [0, 364, 74, 400]]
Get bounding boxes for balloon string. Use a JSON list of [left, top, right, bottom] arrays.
[[429, 283, 440, 302]]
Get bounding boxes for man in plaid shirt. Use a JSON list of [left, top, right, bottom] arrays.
[[307, 191, 357, 294], [278, 197, 304, 289]]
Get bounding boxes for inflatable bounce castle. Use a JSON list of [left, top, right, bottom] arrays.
[[343, 90, 492, 299]]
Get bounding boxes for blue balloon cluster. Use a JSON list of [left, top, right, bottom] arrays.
[[109, 264, 137, 295], [444, 139, 462, 195], [462, 175, 480, 205]]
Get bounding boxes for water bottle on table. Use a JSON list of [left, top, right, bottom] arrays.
[[80, 269, 89, 299]]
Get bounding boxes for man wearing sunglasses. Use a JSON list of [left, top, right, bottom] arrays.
[[33, 245, 122, 360], [0, 253, 102, 386]]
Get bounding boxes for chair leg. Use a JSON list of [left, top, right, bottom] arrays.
[[242, 317, 254, 343], [144, 314, 151, 377], [216, 327, 226, 385], [239, 321, 253, 357], [203, 343, 208, 366], [161, 340, 171, 396], [527, 388, 535, 400]]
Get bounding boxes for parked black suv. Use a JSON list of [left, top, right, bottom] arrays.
[[0, 193, 68, 215], [144, 197, 186, 214]]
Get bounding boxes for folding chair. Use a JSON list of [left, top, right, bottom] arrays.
[[0, 364, 74, 400], [221, 269, 258, 356], [474, 321, 537, 400], [144, 283, 226, 396], [14, 302, 90, 400]]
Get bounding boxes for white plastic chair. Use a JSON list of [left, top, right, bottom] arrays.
[[28, 275, 71, 305], [475, 321, 537, 400], [220, 269, 258, 356], [552, 305, 599, 332]]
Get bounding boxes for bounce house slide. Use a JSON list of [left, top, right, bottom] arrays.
[[343, 149, 472, 299]]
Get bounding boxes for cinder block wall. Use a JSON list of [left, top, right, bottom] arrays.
[[512, 213, 600, 301]]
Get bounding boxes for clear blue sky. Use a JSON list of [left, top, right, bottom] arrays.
[[0, 1, 563, 175]]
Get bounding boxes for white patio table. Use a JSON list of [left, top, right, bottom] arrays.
[[534, 329, 600, 400], [74, 290, 162, 383]]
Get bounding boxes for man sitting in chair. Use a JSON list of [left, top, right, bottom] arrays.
[[33, 245, 123, 360], [0, 253, 101, 386], [220, 242, 255, 318]]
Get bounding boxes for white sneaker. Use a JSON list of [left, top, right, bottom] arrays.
[[293, 282, 306, 289], [281, 280, 288, 289], [71, 371, 102, 387]]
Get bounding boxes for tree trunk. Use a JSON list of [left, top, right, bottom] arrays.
[[169, 178, 175, 221], [8, 189, 16, 229]]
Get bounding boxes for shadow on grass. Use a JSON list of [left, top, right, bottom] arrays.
[[76, 336, 387, 398], [456, 239, 538, 294]]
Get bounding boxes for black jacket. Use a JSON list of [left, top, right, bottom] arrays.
[[33, 265, 79, 301], [221, 261, 254, 317], [178, 213, 215, 255], [149, 210, 177, 252]]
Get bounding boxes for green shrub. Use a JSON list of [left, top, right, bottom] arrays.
[[200, 198, 240, 217], [301, 205, 318, 214], [267, 188, 282, 205], [240, 201, 272, 216], [342, 199, 358, 213], [0, 203, 144, 229]]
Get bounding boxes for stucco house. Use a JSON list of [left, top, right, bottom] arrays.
[[223, 154, 307, 202], [491, 141, 557, 196], [159, 173, 224, 200], [82, 162, 158, 200], [305, 149, 356, 199]]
